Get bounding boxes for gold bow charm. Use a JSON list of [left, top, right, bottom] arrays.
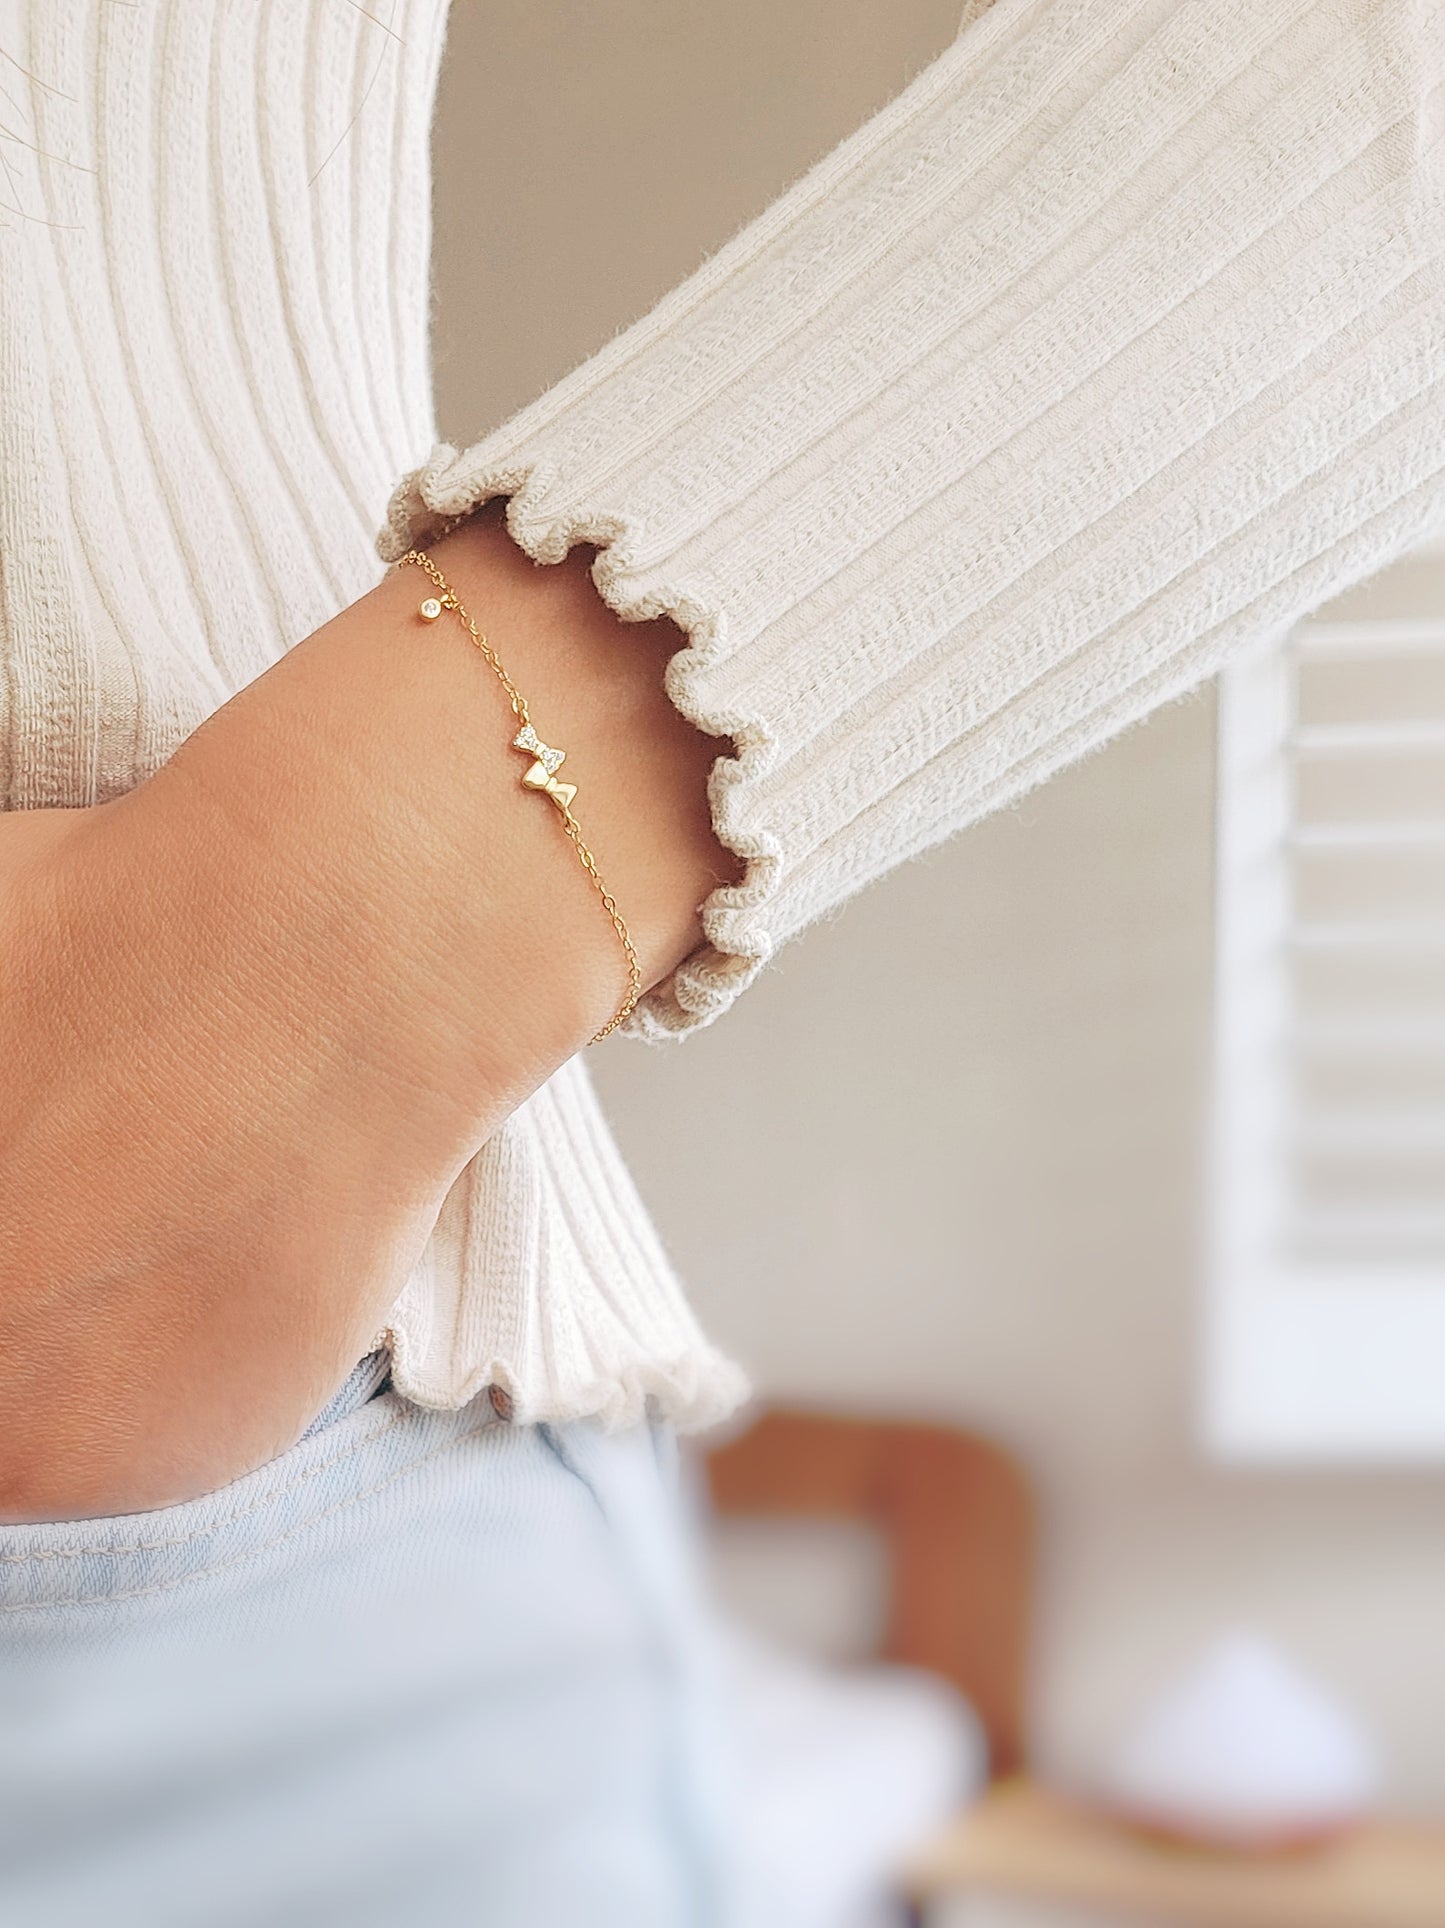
[[513, 724, 577, 810]]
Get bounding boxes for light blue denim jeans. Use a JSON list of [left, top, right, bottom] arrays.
[[0, 1360, 737, 1926]]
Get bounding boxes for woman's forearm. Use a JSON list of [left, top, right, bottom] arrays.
[[0, 508, 735, 1521]]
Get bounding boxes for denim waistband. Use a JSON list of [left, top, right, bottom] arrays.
[[298, 1350, 393, 1440], [0, 1379, 503, 1621]]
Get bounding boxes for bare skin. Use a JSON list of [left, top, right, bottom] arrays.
[[0, 506, 737, 1522]]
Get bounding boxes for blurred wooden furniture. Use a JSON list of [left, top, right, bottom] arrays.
[[708, 1413, 1445, 1926], [705, 1406, 1035, 1778], [901, 1779, 1445, 1926]]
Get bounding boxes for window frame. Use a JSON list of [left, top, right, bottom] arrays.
[[1206, 615, 1445, 1464]]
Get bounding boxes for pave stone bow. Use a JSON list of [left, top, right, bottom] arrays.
[[512, 723, 577, 810]]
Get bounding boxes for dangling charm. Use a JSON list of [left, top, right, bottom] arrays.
[[418, 596, 444, 622]]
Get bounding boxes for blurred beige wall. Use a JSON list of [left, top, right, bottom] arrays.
[[432, 1, 1445, 1806]]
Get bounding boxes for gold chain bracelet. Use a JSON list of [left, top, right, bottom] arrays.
[[396, 547, 642, 1044]]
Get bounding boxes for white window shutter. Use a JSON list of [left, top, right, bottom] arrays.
[[1208, 612, 1445, 1461]]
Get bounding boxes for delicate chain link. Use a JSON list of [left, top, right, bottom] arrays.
[[397, 548, 643, 1044], [402, 548, 532, 728]]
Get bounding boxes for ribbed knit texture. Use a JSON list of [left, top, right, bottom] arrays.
[[383, 0, 1445, 1042], [4, 2, 1443, 1428], [0, 0, 743, 1429]]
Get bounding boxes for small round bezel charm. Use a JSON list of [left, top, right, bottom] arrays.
[[419, 596, 444, 622]]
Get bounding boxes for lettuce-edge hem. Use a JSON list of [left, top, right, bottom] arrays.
[[381, 1316, 752, 1436], [379, 444, 784, 1039]]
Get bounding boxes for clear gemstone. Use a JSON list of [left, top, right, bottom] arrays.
[[513, 725, 564, 774], [419, 597, 443, 622]]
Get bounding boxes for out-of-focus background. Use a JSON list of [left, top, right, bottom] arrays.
[[431, 0, 1445, 1909]]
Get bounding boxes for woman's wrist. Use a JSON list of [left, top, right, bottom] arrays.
[[0, 506, 736, 1519], [160, 503, 736, 1138], [420, 507, 735, 991]]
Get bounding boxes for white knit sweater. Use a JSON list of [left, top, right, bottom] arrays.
[[4, 1, 1443, 1428]]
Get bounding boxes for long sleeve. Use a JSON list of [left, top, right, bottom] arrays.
[[7, 1, 1442, 1435], [0, 0, 744, 1427], [381, 0, 1445, 1038]]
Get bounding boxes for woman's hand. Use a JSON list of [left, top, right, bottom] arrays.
[[0, 508, 736, 1522]]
